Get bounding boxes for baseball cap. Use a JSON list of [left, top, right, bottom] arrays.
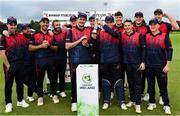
[[70, 15, 77, 21], [78, 12, 87, 19], [7, 16, 17, 24], [149, 18, 159, 25], [89, 15, 95, 21], [22, 24, 31, 30], [105, 15, 114, 23], [40, 17, 49, 23], [135, 12, 144, 17], [154, 9, 163, 15]]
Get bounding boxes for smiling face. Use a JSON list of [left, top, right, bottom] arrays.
[[149, 23, 159, 33], [115, 15, 123, 25], [154, 13, 163, 22], [89, 19, 95, 27], [77, 17, 86, 28], [40, 20, 49, 31], [124, 21, 133, 33], [135, 16, 144, 25], [7, 23, 17, 34], [53, 21, 61, 32]]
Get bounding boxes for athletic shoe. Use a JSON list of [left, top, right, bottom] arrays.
[[52, 95, 59, 104], [102, 103, 109, 110], [159, 96, 164, 105], [126, 101, 135, 107], [111, 92, 114, 99], [121, 103, 127, 110], [71, 103, 77, 112], [17, 100, 29, 108], [27, 96, 35, 102], [143, 93, 149, 101], [5, 103, 12, 113], [60, 92, 67, 98], [135, 105, 142, 113], [147, 103, 156, 110], [37, 97, 44, 106], [163, 106, 171, 115]]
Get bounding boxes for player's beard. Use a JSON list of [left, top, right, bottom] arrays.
[[54, 27, 61, 33]]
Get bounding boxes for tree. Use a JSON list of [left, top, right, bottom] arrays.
[[30, 20, 40, 31]]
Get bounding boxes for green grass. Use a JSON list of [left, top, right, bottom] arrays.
[[0, 33, 180, 115]]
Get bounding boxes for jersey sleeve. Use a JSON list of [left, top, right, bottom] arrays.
[[66, 29, 72, 42], [0, 35, 6, 50]]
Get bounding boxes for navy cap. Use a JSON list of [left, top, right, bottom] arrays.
[[105, 15, 114, 23], [78, 12, 87, 19], [154, 9, 163, 15], [89, 15, 95, 21], [135, 12, 144, 17], [149, 18, 159, 25], [70, 15, 77, 21], [40, 17, 49, 23], [7, 16, 17, 24], [22, 24, 31, 30]]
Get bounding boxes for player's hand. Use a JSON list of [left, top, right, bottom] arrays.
[[138, 62, 145, 71], [82, 39, 89, 47], [41, 41, 48, 48], [43, 40, 50, 46], [3, 30, 9, 37], [5, 62, 10, 71], [80, 35, 88, 41], [48, 30, 54, 36], [91, 31, 97, 40], [163, 64, 170, 73]]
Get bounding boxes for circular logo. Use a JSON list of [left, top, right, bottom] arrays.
[[82, 74, 92, 84]]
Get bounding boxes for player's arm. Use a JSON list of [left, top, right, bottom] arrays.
[[0, 36, 10, 70], [163, 34, 173, 73], [65, 29, 86, 50], [138, 34, 146, 70], [164, 13, 180, 30]]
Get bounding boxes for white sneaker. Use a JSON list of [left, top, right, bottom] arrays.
[[111, 92, 114, 99], [143, 93, 149, 101], [37, 97, 44, 106], [159, 96, 164, 105], [102, 103, 109, 110], [71, 103, 77, 112], [17, 100, 29, 108], [52, 95, 59, 104], [5, 103, 12, 113], [135, 105, 142, 113], [163, 106, 171, 115], [147, 103, 156, 110], [126, 101, 135, 107], [121, 103, 127, 110], [60, 92, 67, 98], [27, 96, 35, 102]]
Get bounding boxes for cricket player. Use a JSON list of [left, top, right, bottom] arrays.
[[52, 20, 67, 98], [29, 17, 59, 106], [98, 15, 127, 110], [146, 18, 173, 115], [121, 19, 145, 113], [154, 8, 179, 105], [65, 12, 94, 112], [133, 12, 149, 101], [0, 17, 29, 113]]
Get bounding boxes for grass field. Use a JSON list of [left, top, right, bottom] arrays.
[[0, 33, 180, 115]]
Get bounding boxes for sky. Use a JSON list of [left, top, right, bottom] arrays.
[[0, 0, 180, 23]]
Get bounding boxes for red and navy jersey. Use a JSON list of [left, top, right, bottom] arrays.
[[53, 29, 67, 61], [66, 26, 92, 64], [29, 31, 56, 59], [145, 32, 173, 68], [121, 31, 145, 64], [113, 24, 125, 33], [99, 25, 121, 63], [0, 33, 28, 62], [159, 21, 172, 35], [133, 24, 148, 37]]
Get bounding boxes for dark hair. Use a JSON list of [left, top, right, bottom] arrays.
[[124, 19, 132, 23], [114, 11, 123, 17], [52, 20, 59, 26]]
